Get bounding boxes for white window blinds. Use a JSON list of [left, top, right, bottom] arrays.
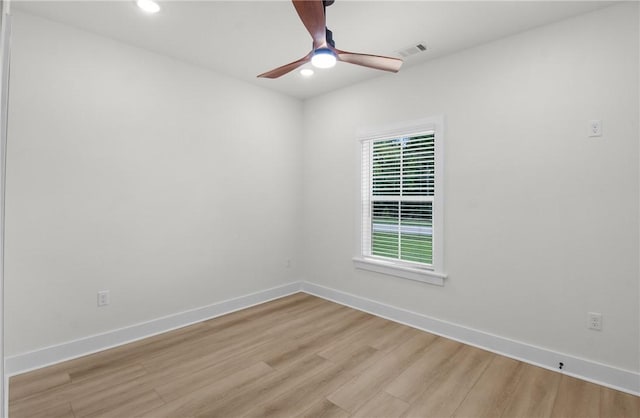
[[361, 132, 435, 266]]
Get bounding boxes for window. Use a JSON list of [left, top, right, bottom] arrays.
[[354, 116, 446, 285]]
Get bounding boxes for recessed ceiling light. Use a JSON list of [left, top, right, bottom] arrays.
[[300, 68, 314, 77], [136, 0, 160, 14]]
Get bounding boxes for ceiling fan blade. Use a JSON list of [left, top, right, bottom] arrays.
[[335, 49, 403, 73], [292, 0, 327, 48], [257, 53, 312, 79]]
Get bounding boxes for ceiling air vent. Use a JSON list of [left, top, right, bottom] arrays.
[[397, 42, 427, 58]]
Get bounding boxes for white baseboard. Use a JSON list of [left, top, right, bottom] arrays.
[[5, 281, 302, 377], [300, 281, 640, 396]]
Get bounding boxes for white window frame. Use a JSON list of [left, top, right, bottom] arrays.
[[353, 116, 446, 286]]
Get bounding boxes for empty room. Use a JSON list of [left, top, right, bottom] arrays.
[[0, 0, 638, 417]]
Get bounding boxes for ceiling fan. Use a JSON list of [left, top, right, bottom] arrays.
[[257, 0, 403, 79]]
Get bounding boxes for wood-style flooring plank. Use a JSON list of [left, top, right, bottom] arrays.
[[253, 339, 383, 418], [10, 363, 149, 417], [140, 362, 275, 418], [296, 399, 349, 418], [192, 354, 332, 418], [403, 345, 494, 418], [262, 308, 370, 370], [69, 371, 160, 418], [600, 386, 640, 418], [80, 390, 164, 418], [385, 337, 463, 403], [316, 316, 388, 364], [327, 332, 437, 413], [242, 361, 353, 417], [140, 294, 338, 372], [452, 355, 525, 418], [151, 336, 277, 402], [500, 363, 561, 418], [9, 368, 71, 402], [550, 375, 601, 418], [350, 391, 410, 418], [9, 399, 74, 418], [329, 344, 386, 377], [67, 322, 212, 381], [368, 322, 423, 353]]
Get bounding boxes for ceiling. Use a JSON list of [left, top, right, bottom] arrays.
[[12, 0, 613, 100]]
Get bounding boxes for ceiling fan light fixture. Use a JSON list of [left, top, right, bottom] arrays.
[[136, 0, 160, 14], [311, 48, 337, 69]]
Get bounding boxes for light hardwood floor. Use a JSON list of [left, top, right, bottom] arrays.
[[8, 293, 640, 418]]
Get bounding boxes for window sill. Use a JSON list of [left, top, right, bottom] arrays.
[[352, 256, 446, 286]]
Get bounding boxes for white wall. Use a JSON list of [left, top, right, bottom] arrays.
[[4, 12, 303, 356], [301, 3, 639, 373]]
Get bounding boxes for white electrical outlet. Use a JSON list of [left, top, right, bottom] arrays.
[[588, 312, 602, 331], [97, 290, 110, 307], [588, 120, 602, 137]]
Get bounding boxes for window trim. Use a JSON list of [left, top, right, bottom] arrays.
[[355, 116, 446, 286]]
